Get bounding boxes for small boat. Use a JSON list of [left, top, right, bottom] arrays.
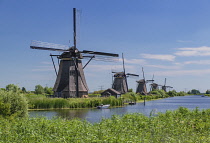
[[97, 104, 110, 109], [128, 102, 136, 105], [201, 95, 205, 97]]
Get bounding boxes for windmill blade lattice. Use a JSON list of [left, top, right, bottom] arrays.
[[30, 40, 69, 51]]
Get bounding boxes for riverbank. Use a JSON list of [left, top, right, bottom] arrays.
[[26, 90, 187, 110], [1, 107, 210, 142]]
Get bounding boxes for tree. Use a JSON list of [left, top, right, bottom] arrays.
[[190, 89, 200, 95], [44, 86, 54, 95], [6, 84, 20, 92], [21, 87, 27, 93], [167, 90, 177, 97], [34, 85, 44, 94], [206, 90, 210, 94], [128, 89, 133, 92]]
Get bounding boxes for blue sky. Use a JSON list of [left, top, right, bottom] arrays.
[[1, 0, 210, 92]]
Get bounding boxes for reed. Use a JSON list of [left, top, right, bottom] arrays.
[[27, 96, 123, 109], [0, 107, 209, 142]]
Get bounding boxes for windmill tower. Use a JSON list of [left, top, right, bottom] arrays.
[[112, 53, 139, 94], [149, 75, 159, 91], [136, 67, 154, 95], [161, 78, 173, 92], [30, 8, 119, 98]]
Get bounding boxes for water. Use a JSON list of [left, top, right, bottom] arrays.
[[29, 95, 210, 123]]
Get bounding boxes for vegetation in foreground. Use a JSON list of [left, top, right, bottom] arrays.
[[0, 107, 210, 142]]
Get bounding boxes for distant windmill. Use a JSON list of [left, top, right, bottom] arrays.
[[136, 67, 154, 95], [112, 53, 139, 94], [161, 78, 173, 92], [30, 8, 119, 98], [149, 74, 159, 91]]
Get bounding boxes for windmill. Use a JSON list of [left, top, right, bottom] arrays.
[[136, 67, 154, 95], [112, 53, 139, 94], [149, 74, 159, 91], [161, 78, 173, 92], [30, 8, 119, 98]]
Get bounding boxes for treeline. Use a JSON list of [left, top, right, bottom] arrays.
[[0, 84, 53, 95], [122, 89, 186, 102]]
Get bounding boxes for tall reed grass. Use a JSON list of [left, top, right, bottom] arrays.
[[27, 95, 123, 109], [0, 107, 209, 142]]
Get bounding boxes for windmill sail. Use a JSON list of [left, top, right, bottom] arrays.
[[30, 8, 119, 98]]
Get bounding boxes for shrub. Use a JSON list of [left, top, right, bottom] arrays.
[[0, 91, 28, 118], [167, 90, 177, 97]]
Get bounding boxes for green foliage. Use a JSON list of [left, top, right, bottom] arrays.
[[92, 90, 105, 94], [26, 96, 123, 109], [128, 88, 133, 92], [0, 91, 28, 118], [0, 88, 6, 91], [0, 107, 210, 142], [177, 91, 186, 96], [189, 89, 200, 95], [44, 86, 53, 95], [167, 90, 177, 97], [206, 90, 210, 94], [34, 85, 44, 94], [88, 94, 100, 97], [21, 87, 27, 93], [6, 84, 20, 92]]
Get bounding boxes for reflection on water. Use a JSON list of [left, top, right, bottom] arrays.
[[29, 95, 210, 123]]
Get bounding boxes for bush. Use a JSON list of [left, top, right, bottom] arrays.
[[0, 91, 28, 118], [177, 91, 186, 96], [167, 90, 177, 97]]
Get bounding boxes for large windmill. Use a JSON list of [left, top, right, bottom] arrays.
[[30, 8, 119, 98], [112, 53, 139, 94], [161, 78, 173, 92], [136, 67, 154, 95]]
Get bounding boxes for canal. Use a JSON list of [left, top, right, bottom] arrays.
[[29, 95, 210, 123]]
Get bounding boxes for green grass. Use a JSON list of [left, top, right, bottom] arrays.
[[0, 107, 210, 142], [26, 95, 123, 109]]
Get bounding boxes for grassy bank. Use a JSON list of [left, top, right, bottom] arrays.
[[0, 107, 210, 142], [26, 94, 123, 109]]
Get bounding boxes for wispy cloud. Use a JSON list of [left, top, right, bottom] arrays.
[[176, 40, 193, 43], [146, 64, 181, 69], [141, 54, 175, 61], [175, 46, 210, 56], [184, 60, 210, 65], [153, 69, 210, 76], [86, 64, 134, 72], [119, 58, 147, 65]]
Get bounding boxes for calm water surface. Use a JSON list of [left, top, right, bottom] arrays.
[[29, 95, 210, 123]]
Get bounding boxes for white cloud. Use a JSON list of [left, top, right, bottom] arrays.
[[153, 69, 210, 76], [141, 54, 175, 61], [146, 64, 181, 69], [184, 60, 210, 65], [175, 46, 210, 56], [119, 58, 147, 65]]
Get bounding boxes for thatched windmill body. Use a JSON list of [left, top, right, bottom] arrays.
[[112, 53, 139, 94], [136, 68, 154, 95], [161, 78, 173, 92], [30, 8, 119, 98]]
